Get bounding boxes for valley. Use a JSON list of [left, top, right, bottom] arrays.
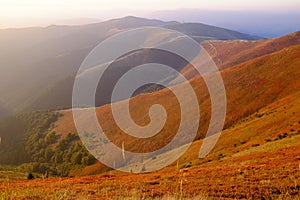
[[0, 17, 299, 199]]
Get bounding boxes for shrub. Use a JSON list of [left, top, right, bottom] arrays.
[[27, 173, 34, 180]]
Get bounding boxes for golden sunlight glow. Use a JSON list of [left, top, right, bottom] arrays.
[[0, 0, 299, 28]]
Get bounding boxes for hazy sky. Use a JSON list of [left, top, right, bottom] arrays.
[[0, 0, 299, 28]]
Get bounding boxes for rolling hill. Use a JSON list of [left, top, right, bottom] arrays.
[[181, 31, 300, 78], [18, 30, 300, 116], [164, 23, 261, 41], [0, 31, 299, 199], [0, 30, 298, 167], [0, 16, 260, 117], [50, 33, 300, 173]]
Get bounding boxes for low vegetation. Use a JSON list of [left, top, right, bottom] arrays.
[[0, 111, 96, 177], [0, 31, 300, 199]]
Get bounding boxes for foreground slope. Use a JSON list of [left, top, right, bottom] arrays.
[[1, 69, 299, 199], [0, 31, 299, 199]]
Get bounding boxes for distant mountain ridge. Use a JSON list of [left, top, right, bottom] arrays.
[[164, 23, 262, 41], [0, 16, 261, 116], [147, 9, 300, 38]]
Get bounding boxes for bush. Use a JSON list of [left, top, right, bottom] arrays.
[[27, 173, 34, 180], [82, 154, 96, 165]]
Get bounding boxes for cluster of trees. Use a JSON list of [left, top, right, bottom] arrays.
[[0, 110, 96, 177], [0, 111, 53, 165], [20, 132, 96, 177]]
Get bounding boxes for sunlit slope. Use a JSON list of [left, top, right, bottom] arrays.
[[1, 91, 299, 198], [179, 88, 300, 166], [53, 43, 300, 170], [176, 31, 300, 80], [203, 31, 300, 69], [118, 88, 300, 179]]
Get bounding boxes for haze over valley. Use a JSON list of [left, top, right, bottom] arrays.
[[0, 1, 299, 198]]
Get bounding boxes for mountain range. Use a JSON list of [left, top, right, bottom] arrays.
[[51, 30, 300, 174], [0, 16, 299, 198], [0, 16, 260, 117]]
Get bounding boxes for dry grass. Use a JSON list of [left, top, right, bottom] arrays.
[[1, 32, 300, 199], [53, 43, 300, 167], [1, 89, 300, 199], [201, 31, 300, 70]]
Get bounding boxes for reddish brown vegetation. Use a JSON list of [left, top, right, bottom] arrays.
[[1, 32, 300, 199]]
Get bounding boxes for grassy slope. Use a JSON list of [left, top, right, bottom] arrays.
[[1, 33, 300, 199], [181, 31, 300, 79], [53, 43, 300, 160], [205, 31, 300, 69], [1, 76, 299, 199]]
